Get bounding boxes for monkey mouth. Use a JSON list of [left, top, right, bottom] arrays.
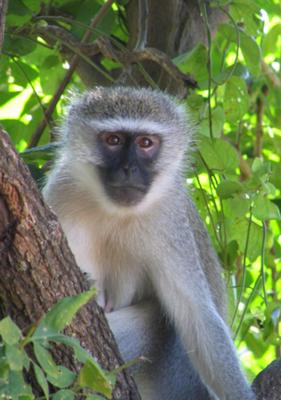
[[105, 184, 147, 206]]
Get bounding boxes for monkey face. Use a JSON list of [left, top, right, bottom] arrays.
[[62, 87, 191, 212], [96, 131, 161, 206]]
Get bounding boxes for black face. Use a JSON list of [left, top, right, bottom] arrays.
[[96, 131, 161, 206]]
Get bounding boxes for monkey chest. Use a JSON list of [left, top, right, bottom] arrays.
[[93, 230, 152, 309], [62, 215, 152, 309]]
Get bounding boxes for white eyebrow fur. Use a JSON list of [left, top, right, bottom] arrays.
[[86, 117, 177, 135]]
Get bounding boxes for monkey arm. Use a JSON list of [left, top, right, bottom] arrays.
[[106, 300, 160, 361], [148, 227, 255, 400], [107, 300, 211, 400]]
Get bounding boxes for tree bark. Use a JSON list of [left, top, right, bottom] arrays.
[[252, 359, 281, 400], [0, 127, 140, 399]]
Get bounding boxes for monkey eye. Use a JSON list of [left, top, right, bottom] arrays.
[[136, 136, 153, 148], [101, 133, 124, 147], [135, 135, 161, 157], [106, 134, 121, 146]]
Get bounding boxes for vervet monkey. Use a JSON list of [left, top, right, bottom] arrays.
[[43, 87, 255, 400]]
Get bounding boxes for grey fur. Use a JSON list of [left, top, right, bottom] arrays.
[[43, 87, 255, 400]]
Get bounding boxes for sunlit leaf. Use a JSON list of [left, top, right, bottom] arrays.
[[219, 24, 261, 75], [174, 44, 208, 84], [253, 195, 281, 221], [199, 137, 239, 172], [223, 197, 251, 219], [263, 24, 281, 56], [226, 218, 263, 261], [224, 76, 249, 123], [216, 180, 243, 199], [199, 106, 225, 138], [230, 0, 261, 36]]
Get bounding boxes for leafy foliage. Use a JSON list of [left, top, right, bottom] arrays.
[[182, 0, 281, 376], [0, 289, 117, 399], [1, 0, 281, 383]]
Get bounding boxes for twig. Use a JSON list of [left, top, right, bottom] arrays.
[[0, 0, 8, 50], [239, 156, 252, 180], [96, 37, 197, 88], [254, 95, 265, 157], [261, 59, 281, 89], [28, 0, 115, 148], [135, 0, 149, 50], [199, 0, 213, 139]]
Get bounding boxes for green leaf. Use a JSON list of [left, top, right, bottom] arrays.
[[10, 61, 38, 88], [51, 335, 91, 364], [253, 195, 281, 221], [33, 288, 96, 339], [33, 342, 58, 377], [224, 76, 249, 124], [0, 317, 21, 345], [52, 389, 75, 400], [263, 24, 281, 56], [219, 24, 261, 75], [40, 61, 65, 95], [216, 180, 243, 199], [174, 43, 208, 84], [199, 137, 239, 172], [246, 331, 268, 357], [252, 157, 266, 174], [33, 343, 75, 389], [226, 218, 263, 261], [0, 357, 9, 381], [23, 352, 30, 371], [33, 363, 49, 399], [254, 0, 281, 14], [199, 106, 225, 138], [8, 371, 34, 398], [78, 360, 114, 399], [6, 0, 32, 26], [3, 36, 37, 56], [22, 0, 41, 13], [230, 0, 261, 36], [239, 32, 261, 75], [223, 197, 251, 219], [5, 345, 24, 371], [47, 366, 76, 389]]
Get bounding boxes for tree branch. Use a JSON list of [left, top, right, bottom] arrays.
[[28, 0, 115, 148]]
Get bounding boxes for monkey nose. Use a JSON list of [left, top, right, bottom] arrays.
[[122, 164, 137, 175]]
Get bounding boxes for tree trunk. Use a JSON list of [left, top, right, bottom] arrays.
[[252, 359, 281, 400], [0, 127, 140, 399]]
